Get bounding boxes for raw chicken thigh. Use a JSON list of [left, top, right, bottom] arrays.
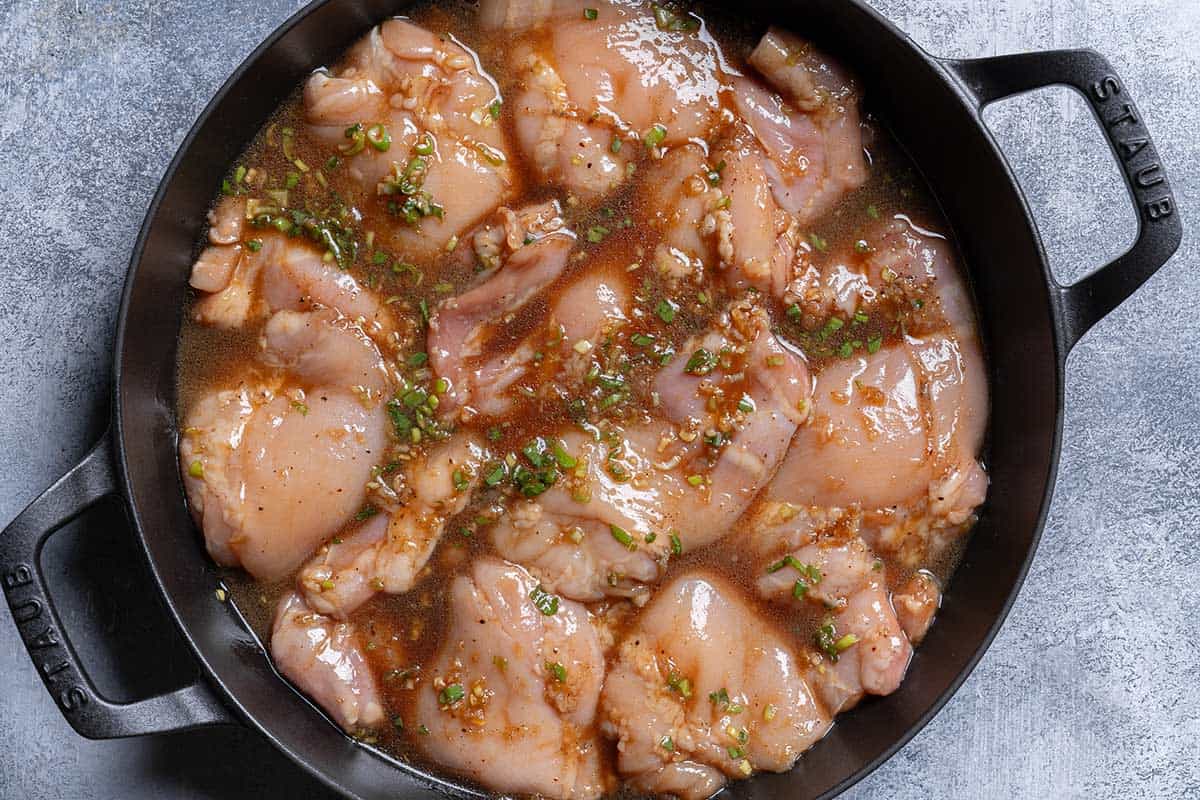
[[756, 536, 913, 713], [304, 19, 517, 260], [298, 434, 489, 617], [491, 301, 811, 601], [760, 216, 988, 566], [600, 573, 831, 798], [414, 559, 610, 799], [271, 591, 384, 731], [180, 310, 390, 581], [482, 0, 725, 199]]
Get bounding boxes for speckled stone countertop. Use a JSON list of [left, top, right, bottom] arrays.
[[1, 1, 1196, 797]]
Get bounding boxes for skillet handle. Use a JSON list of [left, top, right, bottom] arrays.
[[0, 431, 233, 738], [943, 50, 1182, 351]]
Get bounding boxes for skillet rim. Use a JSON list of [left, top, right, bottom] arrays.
[[110, 1, 1066, 797]]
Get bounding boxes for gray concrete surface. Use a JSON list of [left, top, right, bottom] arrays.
[[1, 0, 1197, 797]]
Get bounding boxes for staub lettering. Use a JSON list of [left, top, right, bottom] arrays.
[[1088, 73, 1173, 223], [4, 561, 90, 714], [1090, 75, 1121, 101], [1146, 198, 1173, 220], [3, 564, 33, 590], [10, 597, 41, 624], [61, 686, 89, 711]]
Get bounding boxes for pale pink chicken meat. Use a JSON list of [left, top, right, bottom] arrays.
[[758, 334, 986, 567], [734, 27, 867, 223], [298, 434, 489, 617], [511, 49, 634, 201], [492, 303, 811, 601], [640, 132, 800, 298], [761, 218, 988, 566], [467, 257, 634, 417], [261, 308, 391, 396], [427, 203, 574, 413], [414, 559, 609, 800], [189, 199, 397, 342], [756, 537, 912, 713], [600, 573, 831, 799], [788, 216, 977, 332], [483, 0, 725, 199], [893, 570, 941, 645], [271, 591, 385, 731], [303, 19, 516, 260], [180, 310, 390, 581], [715, 131, 802, 296]]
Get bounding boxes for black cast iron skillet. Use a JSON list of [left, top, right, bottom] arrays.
[[1, 0, 1181, 797]]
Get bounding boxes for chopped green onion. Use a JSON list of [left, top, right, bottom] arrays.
[[583, 7, 598, 19], [670, 531, 682, 555], [354, 505, 379, 521], [610, 136, 622, 154], [188, 460, 204, 478], [484, 462, 507, 487], [610, 524, 636, 550], [439, 684, 465, 705], [706, 160, 726, 186], [644, 122, 668, 148], [660, 735, 675, 751], [341, 122, 366, 156], [587, 225, 609, 243], [655, 298, 678, 324], [666, 670, 692, 698], [835, 633, 860, 651], [684, 348, 717, 375], [366, 123, 391, 151], [652, 2, 700, 32], [545, 661, 568, 682], [414, 134, 435, 156], [530, 584, 559, 616], [737, 395, 755, 414], [246, 239, 263, 252], [866, 204, 880, 219], [551, 440, 577, 469], [488, 99, 502, 119]]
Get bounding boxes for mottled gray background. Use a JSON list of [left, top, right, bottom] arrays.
[[0, 0, 1197, 797]]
